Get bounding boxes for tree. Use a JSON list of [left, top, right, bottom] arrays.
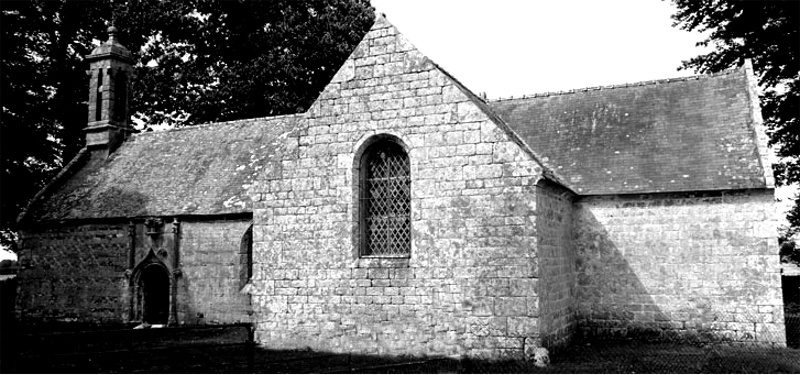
[[1, 0, 374, 249], [1, 1, 107, 249], [670, 0, 800, 245]]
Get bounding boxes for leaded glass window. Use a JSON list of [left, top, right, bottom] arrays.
[[360, 140, 411, 256]]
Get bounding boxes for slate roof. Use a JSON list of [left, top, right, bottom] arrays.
[[22, 18, 771, 224], [489, 66, 770, 195], [24, 115, 299, 222]]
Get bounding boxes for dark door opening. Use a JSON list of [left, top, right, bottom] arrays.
[[783, 275, 800, 348], [140, 264, 170, 324]]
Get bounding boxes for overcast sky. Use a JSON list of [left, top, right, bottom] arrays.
[[371, 0, 797, 216], [371, 0, 711, 99]]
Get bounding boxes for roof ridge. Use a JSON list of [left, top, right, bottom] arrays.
[[489, 67, 741, 102], [134, 112, 304, 138]]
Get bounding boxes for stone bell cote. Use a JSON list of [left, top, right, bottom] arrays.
[[85, 26, 134, 158]]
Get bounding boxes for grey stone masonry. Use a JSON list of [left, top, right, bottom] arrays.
[[178, 220, 252, 325], [574, 189, 785, 344], [249, 15, 550, 359], [16, 224, 129, 324], [535, 180, 576, 348]]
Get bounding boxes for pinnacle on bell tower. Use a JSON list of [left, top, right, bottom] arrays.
[[84, 26, 134, 158]]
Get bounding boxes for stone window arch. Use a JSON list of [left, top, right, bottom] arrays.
[[358, 135, 411, 257]]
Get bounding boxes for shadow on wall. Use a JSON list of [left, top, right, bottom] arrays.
[[15, 188, 156, 328], [574, 200, 786, 345], [178, 274, 203, 326], [15, 188, 259, 333], [174, 221, 253, 326], [572, 208, 666, 341]]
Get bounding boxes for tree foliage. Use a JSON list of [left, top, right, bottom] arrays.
[[671, 0, 800, 238], [1, 0, 374, 248]]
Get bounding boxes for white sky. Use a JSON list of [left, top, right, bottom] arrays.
[[372, 0, 711, 99], [372, 0, 798, 219], [0, 250, 14, 262]]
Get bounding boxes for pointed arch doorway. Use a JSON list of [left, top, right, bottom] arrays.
[[135, 262, 170, 324]]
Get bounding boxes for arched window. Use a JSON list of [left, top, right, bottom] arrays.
[[360, 138, 411, 256]]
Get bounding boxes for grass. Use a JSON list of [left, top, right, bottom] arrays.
[[4, 322, 800, 374], [6, 341, 799, 373]]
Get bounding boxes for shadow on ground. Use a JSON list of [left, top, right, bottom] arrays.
[[3, 324, 800, 373]]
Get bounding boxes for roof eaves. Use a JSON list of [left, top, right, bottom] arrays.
[[17, 147, 92, 226], [741, 59, 775, 188]]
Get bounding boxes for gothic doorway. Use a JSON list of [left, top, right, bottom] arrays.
[[138, 263, 170, 324]]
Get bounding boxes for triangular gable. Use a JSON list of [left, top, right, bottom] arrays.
[[307, 14, 571, 192]]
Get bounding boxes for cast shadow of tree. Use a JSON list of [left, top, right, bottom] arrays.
[[573, 207, 672, 342]]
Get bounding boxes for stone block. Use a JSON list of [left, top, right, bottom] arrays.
[[508, 316, 538, 337], [457, 102, 484, 123], [474, 165, 503, 179], [403, 51, 430, 73], [510, 279, 537, 297], [442, 85, 463, 103], [496, 297, 527, 317]]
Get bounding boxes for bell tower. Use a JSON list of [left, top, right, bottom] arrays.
[[85, 26, 134, 158]]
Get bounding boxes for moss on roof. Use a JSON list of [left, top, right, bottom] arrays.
[[26, 115, 300, 222], [489, 66, 769, 195]]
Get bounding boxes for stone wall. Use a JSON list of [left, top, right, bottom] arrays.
[[178, 220, 252, 325], [16, 219, 253, 327], [574, 189, 785, 344], [250, 16, 546, 359], [16, 223, 129, 324], [535, 181, 576, 348]]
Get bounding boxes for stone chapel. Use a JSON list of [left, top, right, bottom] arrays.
[[15, 15, 786, 358]]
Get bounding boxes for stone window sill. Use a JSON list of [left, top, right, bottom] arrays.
[[352, 255, 410, 268]]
